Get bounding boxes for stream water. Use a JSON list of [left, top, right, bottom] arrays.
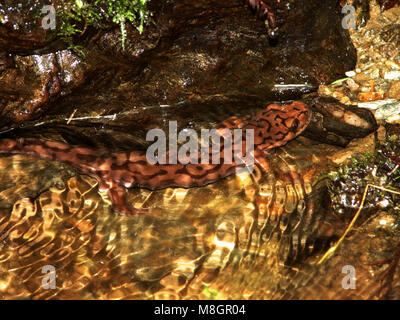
[[0, 0, 399, 300]]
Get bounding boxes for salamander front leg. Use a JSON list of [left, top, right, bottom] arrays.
[[253, 148, 271, 172], [100, 180, 148, 216]]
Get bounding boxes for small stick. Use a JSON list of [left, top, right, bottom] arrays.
[[317, 183, 400, 265], [388, 164, 399, 176], [67, 109, 78, 124]]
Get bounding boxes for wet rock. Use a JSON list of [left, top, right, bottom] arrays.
[[0, 0, 356, 135], [374, 101, 400, 119], [0, 51, 87, 126], [358, 98, 398, 110], [357, 99, 400, 122], [0, 54, 61, 125], [0, 0, 63, 55], [302, 95, 378, 147], [327, 130, 376, 165], [87, 0, 356, 101], [243, 0, 289, 38]]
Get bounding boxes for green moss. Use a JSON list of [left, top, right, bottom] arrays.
[[57, 0, 151, 52], [326, 136, 400, 219]]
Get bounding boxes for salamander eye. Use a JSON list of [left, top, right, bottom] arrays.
[[291, 118, 299, 131]]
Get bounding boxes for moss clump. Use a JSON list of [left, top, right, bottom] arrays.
[[57, 0, 151, 51], [327, 135, 400, 221]]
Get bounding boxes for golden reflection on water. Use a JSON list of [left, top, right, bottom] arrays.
[[0, 138, 397, 299]]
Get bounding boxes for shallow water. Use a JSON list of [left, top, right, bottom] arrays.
[[0, 135, 358, 299], [0, 0, 398, 301]]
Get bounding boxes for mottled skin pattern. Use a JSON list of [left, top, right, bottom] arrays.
[[0, 102, 311, 216]]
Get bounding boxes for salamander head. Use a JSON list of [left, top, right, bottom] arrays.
[[265, 101, 311, 140], [255, 101, 312, 151], [279, 101, 312, 140]]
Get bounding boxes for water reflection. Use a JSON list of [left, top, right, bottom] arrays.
[[0, 137, 396, 299]]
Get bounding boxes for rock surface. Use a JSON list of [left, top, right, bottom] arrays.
[[0, 0, 357, 142]]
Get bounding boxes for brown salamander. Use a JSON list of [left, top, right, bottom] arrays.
[[0, 101, 311, 215]]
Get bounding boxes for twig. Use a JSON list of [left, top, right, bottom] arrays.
[[317, 183, 400, 265], [67, 108, 78, 124]]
